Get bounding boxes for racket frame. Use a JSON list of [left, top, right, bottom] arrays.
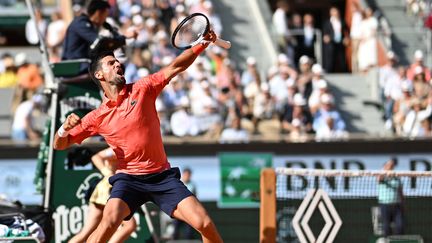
[[171, 12, 210, 50]]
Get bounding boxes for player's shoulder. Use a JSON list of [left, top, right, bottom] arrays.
[[133, 70, 166, 87]]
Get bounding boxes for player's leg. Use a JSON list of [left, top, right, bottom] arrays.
[[394, 204, 404, 235], [68, 203, 104, 243], [380, 204, 391, 237], [87, 198, 131, 243], [171, 196, 223, 243], [108, 217, 137, 243]]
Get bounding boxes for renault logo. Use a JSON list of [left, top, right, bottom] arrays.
[[292, 189, 342, 243]]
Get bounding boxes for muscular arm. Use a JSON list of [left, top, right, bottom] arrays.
[[162, 30, 217, 81], [53, 113, 81, 150]]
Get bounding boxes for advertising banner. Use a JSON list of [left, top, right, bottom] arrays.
[[218, 152, 273, 208]]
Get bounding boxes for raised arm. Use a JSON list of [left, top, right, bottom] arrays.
[[162, 30, 217, 81], [53, 113, 81, 150]]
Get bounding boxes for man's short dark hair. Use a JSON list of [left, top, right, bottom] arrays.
[[390, 157, 398, 166], [183, 167, 192, 174], [87, 0, 110, 16], [88, 50, 114, 87]]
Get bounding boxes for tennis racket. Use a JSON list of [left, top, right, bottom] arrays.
[[171, 12, 231, 50]]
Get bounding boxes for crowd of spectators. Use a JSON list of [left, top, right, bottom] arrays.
[[0, 0, 351, 144], [0, 51, 46, 143], [379, 49, 432, 138]]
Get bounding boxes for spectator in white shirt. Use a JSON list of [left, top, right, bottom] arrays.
[[219, 115, 250, 143], [313, 93, 347, 140], [350, 2, 363, 73], [252, 83, 276, 133], [272, 0, 290, 51], [12, 95, 44, 142], [170, 96, 200, 137], [402, 97, 432, 137], [25, 8, 47, 45], [46, 11, 66, 62], [308, 79, 330, 114]]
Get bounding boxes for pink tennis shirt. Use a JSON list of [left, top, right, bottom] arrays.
[[68, 71, 171, 175]]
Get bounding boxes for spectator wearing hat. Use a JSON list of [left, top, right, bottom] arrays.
[[243, 59, 263, 112], [402, 97, 432, 137], [406, 50, 431, 81], [252, 83, 276, 133], [134, 16, 158, 48], [289, 118, 310, 142], [191, 80, 223, 137], [382, 66, 409, 130], [282, 93, 313, 134], [241, 56, 259, 87], [393, 80, 415, 135], [308, 79, 330, 114], [276, 53, 297, 76], [310, 63, 328, 91], [313, 93, 347, 140], [411, 66, 431, 101], [170, 96, 199, 137], [296, 55, 313, 99], [379, 51, 399, 102], [268, 62, 292, 113]]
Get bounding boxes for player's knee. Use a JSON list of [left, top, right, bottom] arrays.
[[192, 214, 213, 233], [102, 208, 124, 229], [123, 219, 137, 234]]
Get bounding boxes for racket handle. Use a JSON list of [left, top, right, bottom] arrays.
[[215, 38, 231, 49]]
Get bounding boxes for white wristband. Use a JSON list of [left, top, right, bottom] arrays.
[[57, 124, 69, 138]]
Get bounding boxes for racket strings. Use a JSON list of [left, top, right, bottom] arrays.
[[173, 16, 208, 48]]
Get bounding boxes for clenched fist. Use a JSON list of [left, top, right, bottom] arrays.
[[63, 113, 81, 131]]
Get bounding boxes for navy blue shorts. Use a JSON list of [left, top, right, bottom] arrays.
[[108, 167, 194, 220]]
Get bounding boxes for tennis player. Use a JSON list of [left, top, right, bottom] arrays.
[[53, 29, 223, 243]]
